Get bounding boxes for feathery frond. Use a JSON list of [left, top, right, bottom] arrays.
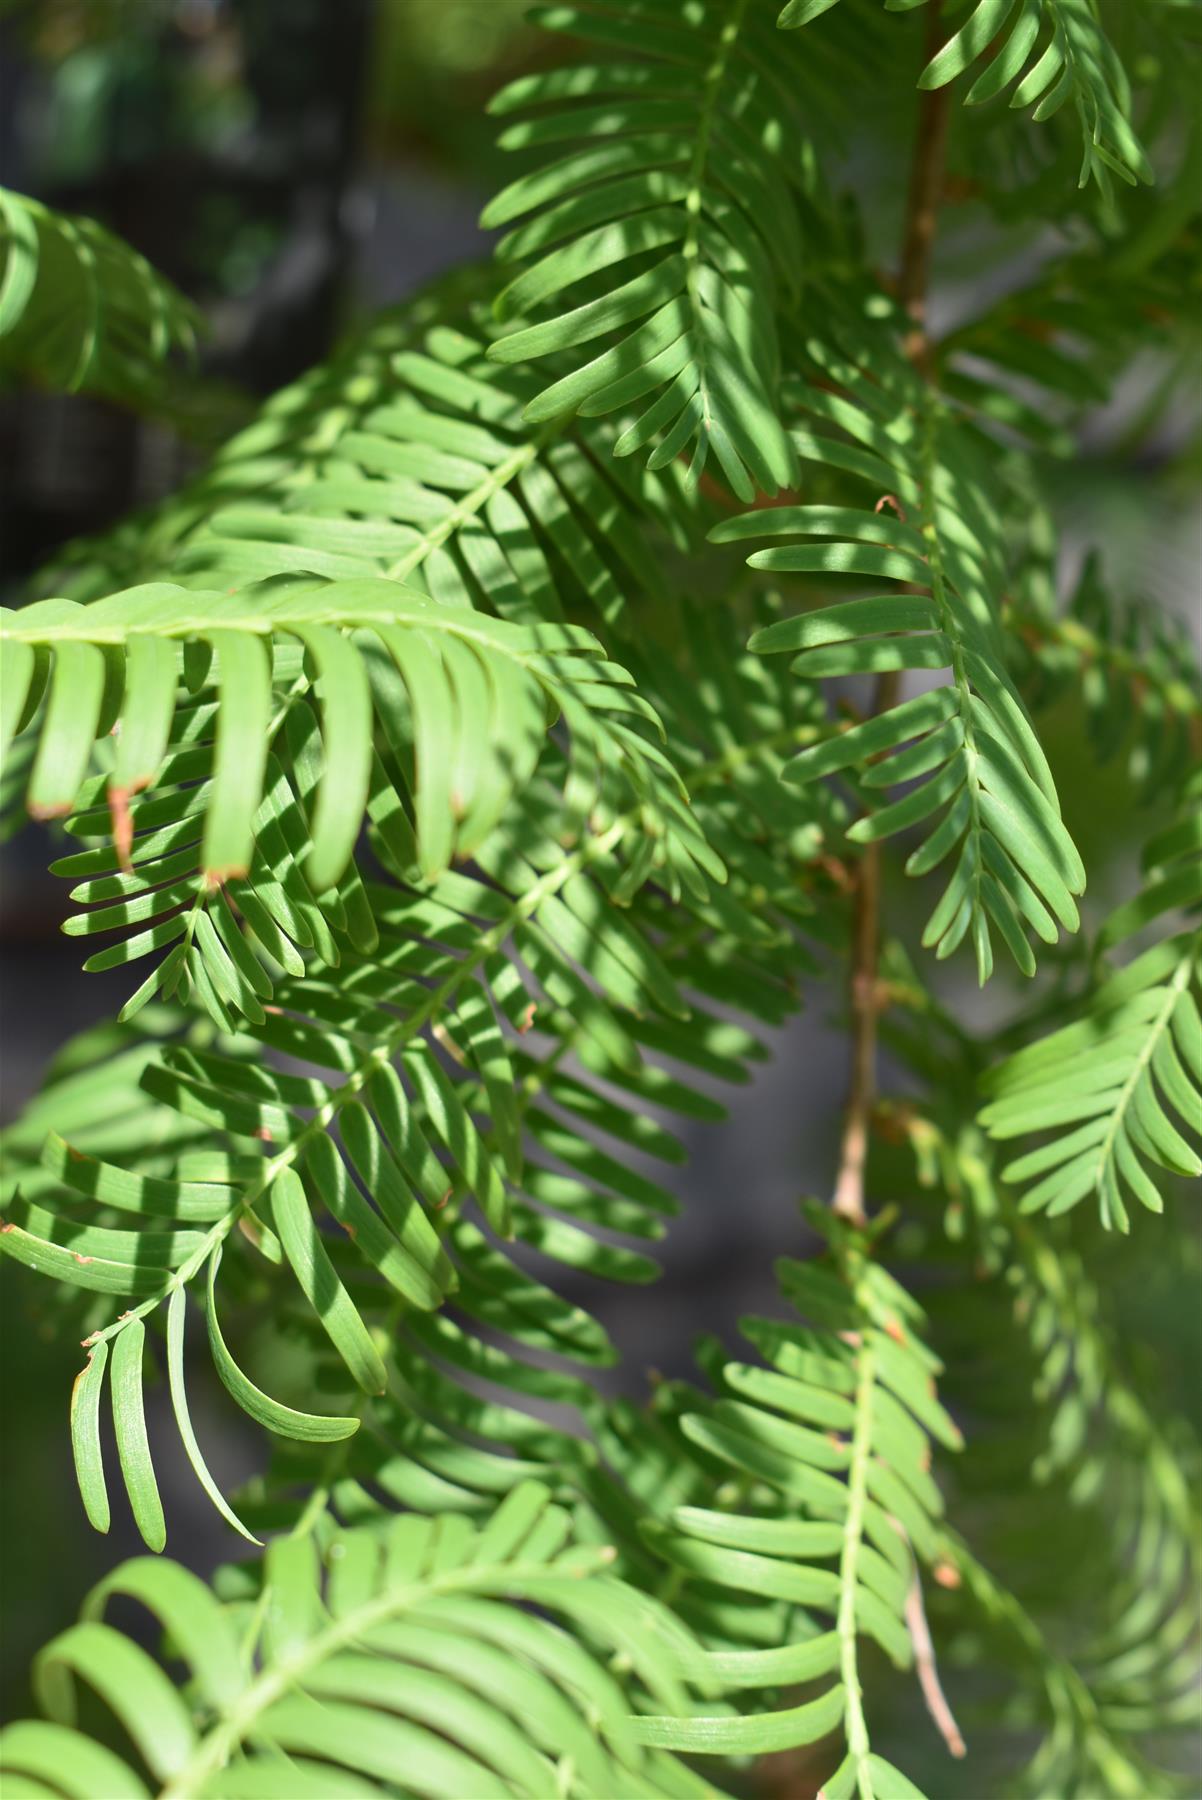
[[0, 187, 199, 403], [874, 1010, 1201, 1795], [1010, 554, 1202, 802], [482, 0, 803, 500], [981, 774, 1202, 1228], [30, 271, 695, 624], [1, 18, 1195, 1797], [2, 576, 684, 927], [713, 312, 1085, 982], [946, 1536, 1191, 1799], [778, 0, 1151, 189], [1004, 1239, 1202, 1763], [4, 282, 728, 1021], [1, 605, 832, 1548], [0, 1481, 714, 1800], [632, 1214, 961, 1798], [939, 173, 1201, 450]]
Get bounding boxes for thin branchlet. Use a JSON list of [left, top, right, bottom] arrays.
[[832, 1, 950, 1230]]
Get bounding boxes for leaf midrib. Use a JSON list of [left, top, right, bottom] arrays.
[[918, 396, 985, 933], [1087, 950, 1193, 1200], [157, 1549, 616, 1798], [836, 1332, 876, 1800]]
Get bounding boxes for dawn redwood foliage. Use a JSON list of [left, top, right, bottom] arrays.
[[0, 3, 1199, 1796]]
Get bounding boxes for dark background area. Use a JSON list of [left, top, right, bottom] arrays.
[[1, 1, 1198, 1785]]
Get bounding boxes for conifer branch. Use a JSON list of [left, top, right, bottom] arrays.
[[833, 3, 949, 1227], [0, 15, 1190, 1797]]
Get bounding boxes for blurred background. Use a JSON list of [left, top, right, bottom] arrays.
[[0, 1, 1198, 1789]]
